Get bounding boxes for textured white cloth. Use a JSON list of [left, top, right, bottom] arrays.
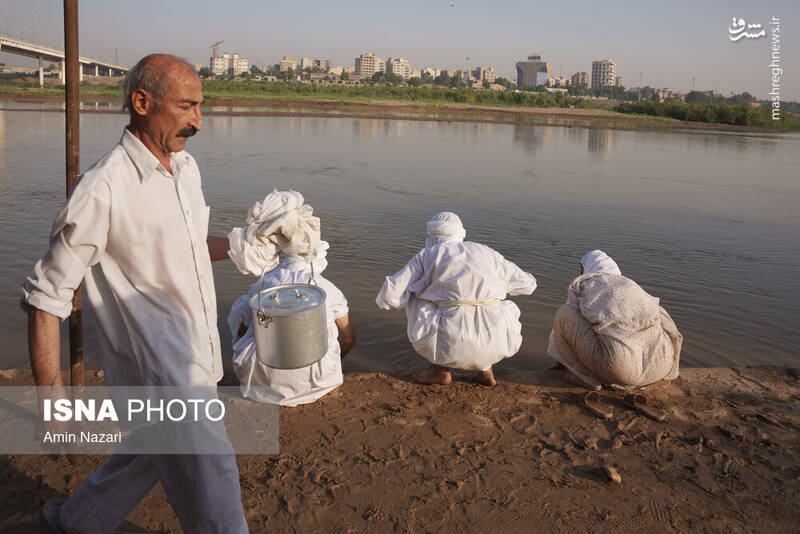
[[425, 212, 467, 248], [227, 190, 320, 276], [548, 252, 682, 388], [228, 254, 347, 406], [21, 129, 222, 386], [377, 214, 537, 371], [227, 227, 279, 276], [580, 249, 621, 275]]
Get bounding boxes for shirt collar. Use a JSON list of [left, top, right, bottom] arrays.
[[120, 128, 191, 183]]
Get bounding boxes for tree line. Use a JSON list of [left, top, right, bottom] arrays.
[[614, 100, 799, 128]]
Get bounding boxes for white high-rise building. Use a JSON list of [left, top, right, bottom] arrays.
[[210, 52, 249, 76], [354, 53, 385, 77], [591, 59, 617, 89], [421, 67, 440, 79], [387, 57, 413, 80], [280, 56, 299, 72]]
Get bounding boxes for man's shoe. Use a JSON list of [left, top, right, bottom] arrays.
[[41, 498, 67, 534]]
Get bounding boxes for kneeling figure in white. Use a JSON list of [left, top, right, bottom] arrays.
[[228, 244, 356, 406], [376, 212, 537, 386]]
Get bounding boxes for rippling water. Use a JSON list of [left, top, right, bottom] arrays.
[[0, 106, 798, 374]]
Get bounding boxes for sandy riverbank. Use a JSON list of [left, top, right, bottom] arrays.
[[0, 365, 798, 533], [0, 92, 791, 134]]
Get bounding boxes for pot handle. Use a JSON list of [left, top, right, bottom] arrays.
[[308, 260, 318, 286], [256, 261, 273, 327]]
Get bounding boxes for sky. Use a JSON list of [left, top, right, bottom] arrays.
[[0, 0, 797, 100]]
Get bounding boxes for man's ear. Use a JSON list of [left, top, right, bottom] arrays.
[[130, 89, 150, 116]]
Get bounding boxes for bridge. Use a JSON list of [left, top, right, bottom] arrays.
[[0, 35, 128, 85], [0, 0, 128, 86]]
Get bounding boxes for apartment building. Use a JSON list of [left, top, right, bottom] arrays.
[[570, 71, 588, 87], [591, 59, 617, 89], [354, 53, 385, 77], [210, 52, 249, 76], [280, 56, 299, 72], [387, 57, 414, 79]]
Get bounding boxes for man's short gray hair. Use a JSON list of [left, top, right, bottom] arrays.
[[122, 54, 195, 113]]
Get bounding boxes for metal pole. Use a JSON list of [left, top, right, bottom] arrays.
[[64, 0, 83, 387]]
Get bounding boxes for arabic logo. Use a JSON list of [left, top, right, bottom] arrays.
[[729, 17, 766, 41]]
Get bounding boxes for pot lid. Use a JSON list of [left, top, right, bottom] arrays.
[[250, 284, 326, 315]]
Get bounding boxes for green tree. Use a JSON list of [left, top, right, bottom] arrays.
[[385, 72, 403, 85], [421, 71, 433, 84], [197, 67, 213, 79], [495, 77, 513, 89], [407, 76, 422, 87], [482, 79, 490, 89], [340, 71, 350, 81]]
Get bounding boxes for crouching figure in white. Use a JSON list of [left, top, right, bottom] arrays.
[[547, 250, 682, 390], [376, 212, 536, 386], [228, 242, 356, 406]]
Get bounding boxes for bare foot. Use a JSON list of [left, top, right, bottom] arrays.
[[474, 368, 497, 387], [563, 370, 601, 391], [413, 365, 452, 385], [548, 361, 566, 370]]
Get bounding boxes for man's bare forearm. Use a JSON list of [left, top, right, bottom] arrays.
[[207, 235, 230, 262], [335, 315, 357, 357], [27, 307, 63, 387]]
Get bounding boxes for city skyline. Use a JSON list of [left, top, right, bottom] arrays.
[[0, 0, 796, 100]]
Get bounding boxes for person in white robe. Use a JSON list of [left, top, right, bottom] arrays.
[[227, 241, 356, 406], [376, 212, 536, 386], [547, 250, 682, 390]]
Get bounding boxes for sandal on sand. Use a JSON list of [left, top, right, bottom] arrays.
[[624, 393, 666, 422], [583, 391, 613, 420]]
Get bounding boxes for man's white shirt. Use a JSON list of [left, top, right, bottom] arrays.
[[23, 129, 222, 387]]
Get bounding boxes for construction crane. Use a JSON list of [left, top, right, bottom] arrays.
[[209, 40, 224, 60]]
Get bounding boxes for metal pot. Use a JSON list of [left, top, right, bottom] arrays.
[[249, 268, 328, 369]]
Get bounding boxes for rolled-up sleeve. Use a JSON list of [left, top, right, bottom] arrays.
[[502, 258, 537, 296], [21, 182, 111, 319], [375, 254, 423, 310]]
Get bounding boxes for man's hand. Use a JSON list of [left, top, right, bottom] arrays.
[[207, 235, 230, 262]]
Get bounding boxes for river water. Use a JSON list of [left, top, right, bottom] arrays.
[[1, 105, 798, 374]]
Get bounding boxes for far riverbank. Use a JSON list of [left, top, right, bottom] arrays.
[[0, 92, 795, 134]]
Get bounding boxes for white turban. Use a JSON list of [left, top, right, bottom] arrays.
[[282, 240, 329, 274], [580, 250, 622, 275], [425, 212, 467, 248], [227, 189, 321, 276]]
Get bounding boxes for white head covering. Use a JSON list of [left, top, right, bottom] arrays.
[[282, 240, 329, 274], [580, 250, 622, 275], [245, 189, 321, 260], [228, 189, 321, 276], [425, 212, 467, 247]]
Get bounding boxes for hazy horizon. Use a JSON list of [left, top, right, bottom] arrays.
[[0, 0, 797, 100]]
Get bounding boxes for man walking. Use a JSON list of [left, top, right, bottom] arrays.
[[24, 54, 248, 533]]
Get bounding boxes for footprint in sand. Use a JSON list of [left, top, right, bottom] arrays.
[[470, 413, 495, 427]]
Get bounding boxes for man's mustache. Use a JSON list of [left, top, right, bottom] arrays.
[[177, 126, 198, 138]]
